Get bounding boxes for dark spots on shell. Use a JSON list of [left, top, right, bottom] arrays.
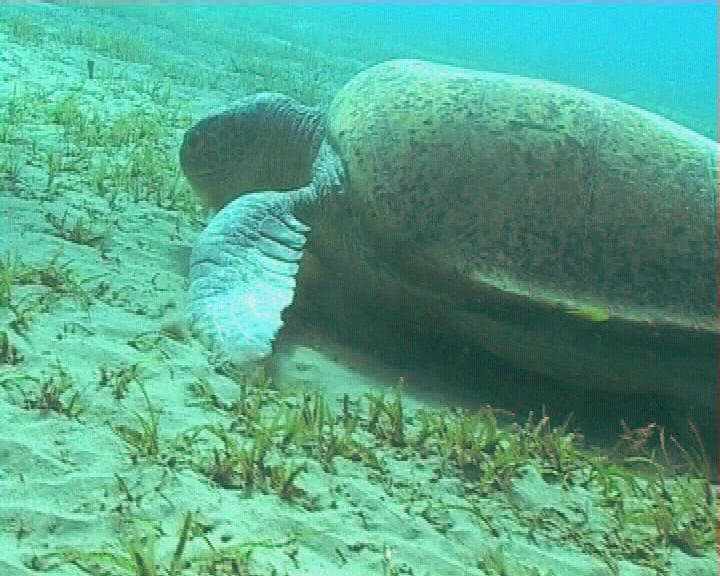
[[501, 215, 514, 243], [672, 225, 685, 237], [562, 133, 584, 153], [331, 65, 716, 324], [549, 232, 561, 251]]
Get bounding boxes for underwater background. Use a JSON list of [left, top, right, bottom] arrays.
[[182, 2, 718, 137], [0, 3, 717, 576]]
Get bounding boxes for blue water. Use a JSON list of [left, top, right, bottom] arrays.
[[280, 3, 717, 138]]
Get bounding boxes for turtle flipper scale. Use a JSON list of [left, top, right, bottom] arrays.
[[188, 191, 309, 365]]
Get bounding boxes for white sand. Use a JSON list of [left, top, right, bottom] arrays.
[[0, 5, 715, 576]]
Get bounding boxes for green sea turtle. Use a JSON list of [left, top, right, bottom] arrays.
[[180, 59, 718, 407]]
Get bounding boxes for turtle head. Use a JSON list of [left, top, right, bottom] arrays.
[[180, 93, 326, 212]]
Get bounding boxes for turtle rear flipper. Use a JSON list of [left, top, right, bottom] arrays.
[[188, 191, 309, 366]]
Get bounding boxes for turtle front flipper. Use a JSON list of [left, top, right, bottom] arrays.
[[188, 191, 309, 366]]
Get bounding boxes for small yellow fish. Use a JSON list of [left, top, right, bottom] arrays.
[[566, 305, 611, 322]]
